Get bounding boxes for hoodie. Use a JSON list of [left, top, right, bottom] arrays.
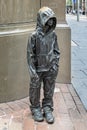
[[27, 7, 60, 77]]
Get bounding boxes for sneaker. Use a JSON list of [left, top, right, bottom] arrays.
[[43, 106, 54, 124], [32, 108, 44, 122]]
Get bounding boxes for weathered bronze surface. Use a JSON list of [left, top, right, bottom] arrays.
[[27, 7, 60, 123]]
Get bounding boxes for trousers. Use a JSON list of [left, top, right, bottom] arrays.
[[29, 67, 58, 110]]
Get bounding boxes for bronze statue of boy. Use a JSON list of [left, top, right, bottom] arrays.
[[27, 7, 60, 124]]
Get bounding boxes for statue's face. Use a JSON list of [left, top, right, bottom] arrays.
[[47, 19, 54, 26], [43, 18, 54, 33]]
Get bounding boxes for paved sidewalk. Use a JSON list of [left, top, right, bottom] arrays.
[[0, 83, 87, 130], [66, 14, 87, 110]]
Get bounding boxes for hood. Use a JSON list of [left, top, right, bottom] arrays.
[[36, 7, 57, 34]]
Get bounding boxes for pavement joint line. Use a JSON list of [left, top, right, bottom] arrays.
[[72, 40, 79, 46], [79, 59, 85, 65], [81, 70, 87, 76]]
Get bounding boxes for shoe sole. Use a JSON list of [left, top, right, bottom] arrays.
[[46, 119, 54, 124], [33, 116, 44, 122], [34, 119, 44, 122]]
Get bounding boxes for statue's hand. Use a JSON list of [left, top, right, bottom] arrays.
[[31, 72, 39, 82], [52, 64, 58, 71], [50, 64, 58, 73]]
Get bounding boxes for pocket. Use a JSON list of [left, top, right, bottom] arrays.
[[53, 64, 58, 71], [50, 65, 58, 76]]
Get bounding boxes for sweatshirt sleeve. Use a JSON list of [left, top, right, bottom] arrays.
[[27, 34, 37, 78]]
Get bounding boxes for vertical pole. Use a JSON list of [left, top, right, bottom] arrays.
[[77, 0, 80, 21], [40, 0, 41, 8]]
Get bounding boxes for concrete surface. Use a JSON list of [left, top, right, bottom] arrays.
[[66, 14, 87, 110]]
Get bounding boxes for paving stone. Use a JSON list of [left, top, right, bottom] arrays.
[[54, 92, 68, 116], [0, 109, 5, 116], [23, 118, 35, 130], [0, 117, 11, 130], [77, 104, 87, 117], [36, 123, 48, 130], [63, 93, 76, 109], [48, 115, 74, 130], [0, 103, 13, 115], [22, 108, 31, 118], [69, 107, 81, 121], [54, 87, 60, 93], [0, 117, 22, 130], [67, 84, 78, 97], [75, 52, 87, 59], [63, 93, 73, 100], [71, 64, 87, 71], [7, 102, 22, 111], [72, 70, 87, 79], [72, 78, 87, 110], [72, 59, 84, 66], [59, 84, 69, 93], [83, 119, 87, 130], [21, 97, 29, 105], [73, 96, 82, 105], [82, 69, 87, 75], [15, 101, 29, 109], [0, 83, 87, 130], [73, 120, 87, 130]]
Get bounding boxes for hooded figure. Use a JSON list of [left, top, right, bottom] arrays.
[[27, 7, 60, 123]]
